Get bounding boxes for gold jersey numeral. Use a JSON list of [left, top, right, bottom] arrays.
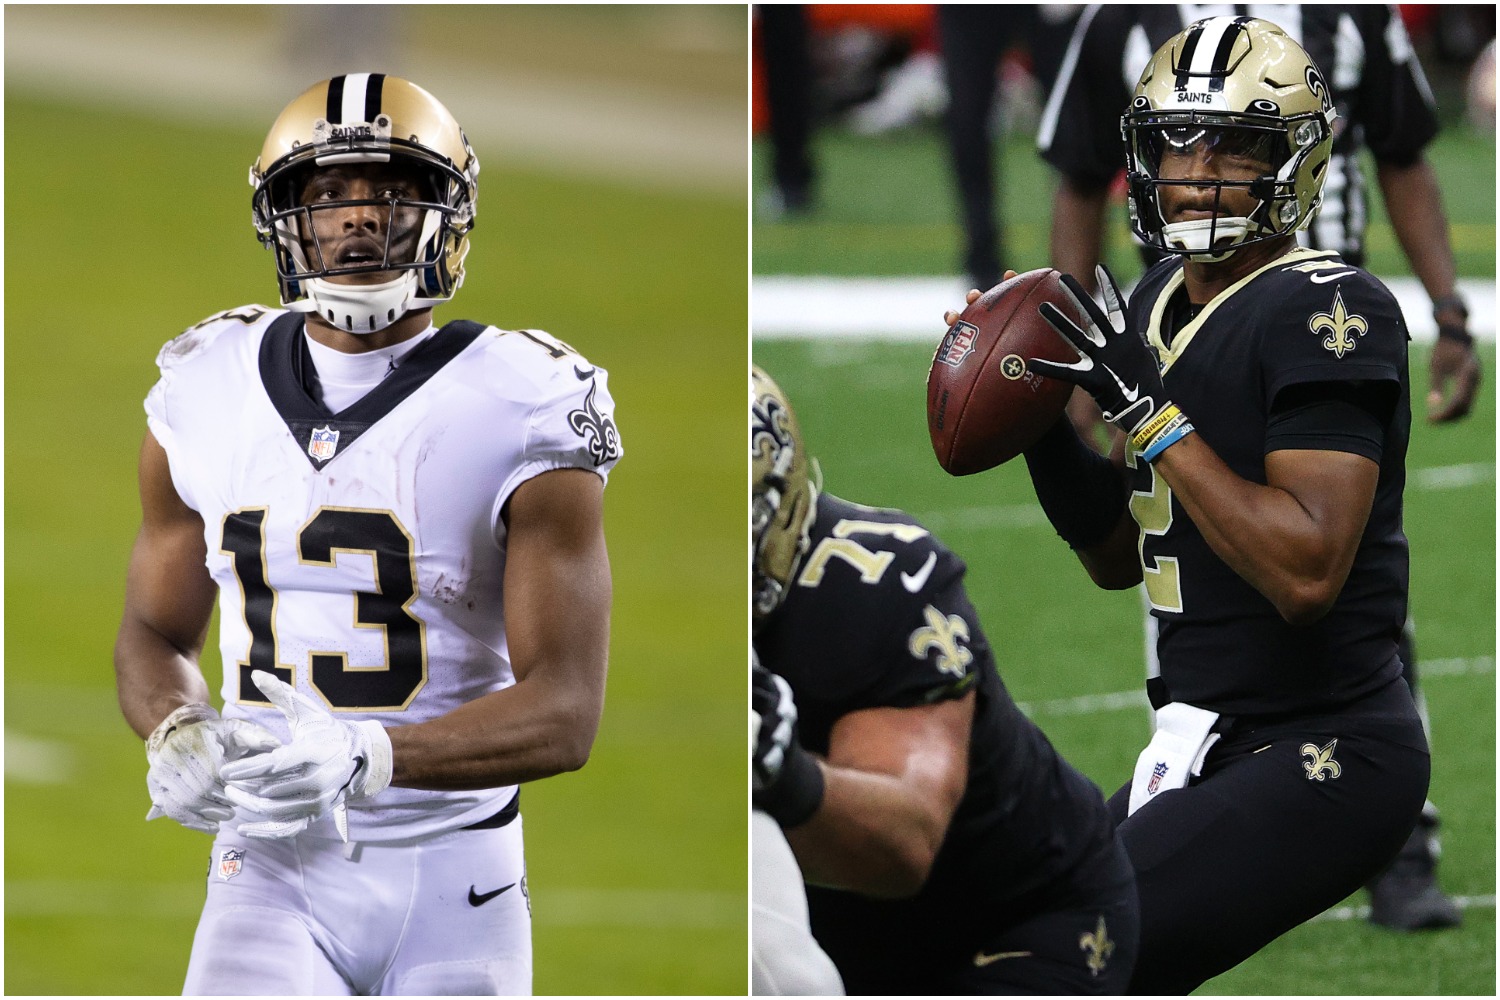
[[1126, 450, 1184, 614]]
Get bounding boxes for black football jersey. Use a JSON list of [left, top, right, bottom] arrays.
[[1127, 248, 1411, 714], [754, 493, 1116, 978], [1038, 4, 1438, 265]]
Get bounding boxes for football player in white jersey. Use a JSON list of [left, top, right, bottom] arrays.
[[113, 73, 621, 996]]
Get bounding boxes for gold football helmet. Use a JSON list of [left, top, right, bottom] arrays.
[[249, 73, 480, 333], [752, 367, 818, 622], [1123, 16, 1336, 261]]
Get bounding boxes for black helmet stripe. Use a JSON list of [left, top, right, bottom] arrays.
[[326, 75, 346, 123], [324, 72, 386, 124], [365, 73, 385, 122]]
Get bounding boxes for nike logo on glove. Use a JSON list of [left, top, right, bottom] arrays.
[[468, 882, 517, 907], [901, 552, 938, 593], [1106, 366, 1139, 402]]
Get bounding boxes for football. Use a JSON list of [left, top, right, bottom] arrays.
[[925, 268, 1081, 475]]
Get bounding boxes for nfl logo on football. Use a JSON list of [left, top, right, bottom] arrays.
[[1147, 760, 1169, 795], [937, 321, 979, 368], [307, 426, 339, 462], [217, 848, 245, 881]]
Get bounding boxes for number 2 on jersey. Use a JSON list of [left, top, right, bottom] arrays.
[[220, 507, 427, 710], [1127, 454, 1184, 614]]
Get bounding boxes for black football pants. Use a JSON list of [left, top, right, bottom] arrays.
[[1108, 678, 1429, 995]]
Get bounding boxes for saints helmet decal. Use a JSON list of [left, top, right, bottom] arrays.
[[752, 367, 818, 621], [1122, 16, 1336, 261], [250, 73, 480, 333]]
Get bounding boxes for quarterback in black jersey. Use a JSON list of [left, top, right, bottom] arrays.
[[993, 19, 1430, 994], [750, 367, 1138, 995], [1039, 5, 1471, 932]]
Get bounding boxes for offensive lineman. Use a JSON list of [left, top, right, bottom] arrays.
[[994, 19, 1430, 991], [114, 74, 620, 995], [751, 367, 1138, 995]]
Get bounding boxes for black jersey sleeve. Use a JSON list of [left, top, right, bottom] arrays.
[[1258, 265, 1409, 409], [776, 498, 986, 717], [1037, 4, 1134, 188], [1354, 6, 1440, 165]]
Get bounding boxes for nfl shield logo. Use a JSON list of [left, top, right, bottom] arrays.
[[935, 321, 979, 368], [217, 848, 245, 881], [308, 426, 339, 462], [1147, 760, 1169, 795]]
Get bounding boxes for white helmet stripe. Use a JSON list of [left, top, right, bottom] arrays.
[[340, 72, 372, 124]]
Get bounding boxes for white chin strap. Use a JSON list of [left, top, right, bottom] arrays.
[[1161, 217, 1254, 263], [292, 272, 421, 335]]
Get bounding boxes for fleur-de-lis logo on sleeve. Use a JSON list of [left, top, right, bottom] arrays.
[[568, 381, 621, 466], [907, 604, 973, 678], [1309, 290, 1368, 359]]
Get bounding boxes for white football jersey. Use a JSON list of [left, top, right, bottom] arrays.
[[145, 305, 622, 840]]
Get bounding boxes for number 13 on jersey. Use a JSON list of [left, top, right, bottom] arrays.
[[220, 506, 428, 711]]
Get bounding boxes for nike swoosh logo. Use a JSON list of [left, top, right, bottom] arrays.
[[468, 882, 517, 907], [901, 552, 938, 593], [1310, 271, 1357, 284], [574, 365, 596, 380], [1106, 366, 1139, 402], [973, 950, 1032, 967]]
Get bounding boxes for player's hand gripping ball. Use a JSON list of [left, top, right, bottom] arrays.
[[926, 268, 1082, 475]]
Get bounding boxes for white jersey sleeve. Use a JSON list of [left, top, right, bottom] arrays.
[[489, 328, 622, 529]]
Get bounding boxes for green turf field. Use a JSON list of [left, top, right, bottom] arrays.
[[753, 122, 1496, 995], [4, 80, 747, 998]]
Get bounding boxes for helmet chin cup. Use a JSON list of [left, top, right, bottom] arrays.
[[1160, 217, 1253, 262], [294, 272, 423, 335]]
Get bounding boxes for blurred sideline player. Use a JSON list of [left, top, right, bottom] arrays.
[[115, 74, 620, 995], [1037, 3, 1474, 930], [998, 18, 1431, 990], [751, 367, 1138, 995]]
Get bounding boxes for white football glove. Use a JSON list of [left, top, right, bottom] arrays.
[[145, 703, 281, 834], [220, 670, 394, 842]]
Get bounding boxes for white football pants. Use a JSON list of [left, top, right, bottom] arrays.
[[184, 817, 531, 995], [751, 810, 844, 996]]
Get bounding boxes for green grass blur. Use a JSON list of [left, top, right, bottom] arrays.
[[5, 79, 746, 998]]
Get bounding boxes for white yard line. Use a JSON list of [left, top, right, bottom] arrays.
[[753, 275, 1496, 343], [4, 8, 744, 195], [1311, 894, 1495, 923]]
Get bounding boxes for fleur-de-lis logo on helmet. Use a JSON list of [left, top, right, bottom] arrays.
[[752, 368, 817, 620]]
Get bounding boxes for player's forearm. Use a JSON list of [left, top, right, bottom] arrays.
[[1154, 437, 1364, 624], [385, 668, 604, 790], [785, 762, 950, 899], [1075, 509, 1145, 589], [1376, 158, 1459, 303], [114, 616, 214, 740]]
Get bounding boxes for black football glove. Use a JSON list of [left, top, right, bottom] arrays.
[[752, 655, 824, 828], [1028, 265, 1195, 462]]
